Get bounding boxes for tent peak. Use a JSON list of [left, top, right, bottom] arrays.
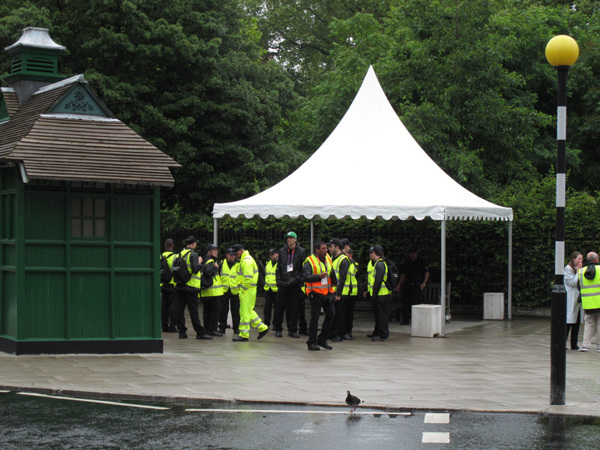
[[213, 66, 512, 222]]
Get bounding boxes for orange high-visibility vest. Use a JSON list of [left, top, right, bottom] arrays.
[[305, 254, 334, 296]]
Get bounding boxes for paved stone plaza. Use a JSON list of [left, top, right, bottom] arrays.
[[2, 315, 599, 417]]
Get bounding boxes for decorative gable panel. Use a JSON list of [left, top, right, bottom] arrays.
[[50, 84, 112, 117]]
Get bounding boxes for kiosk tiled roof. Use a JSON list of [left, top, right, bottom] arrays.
[[1, 88, 19, 116], [0, 75, 180, 186]]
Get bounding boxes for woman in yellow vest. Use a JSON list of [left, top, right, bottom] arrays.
[[160, 238, 178, 332], [201, 244, 226, 336], [303, 241, 337, 351], [263, 249, 279, 327], [577, 252, 600, 352], [218, 248, 241, 334]]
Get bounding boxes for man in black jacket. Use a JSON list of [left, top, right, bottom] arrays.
[[172, 236, 213, 340], [274, 231, 306, 338], [396, 247, 430, 325], [329, 238, 350, 342], [368, 245, 390, 342], [303, 241, 337, 351]]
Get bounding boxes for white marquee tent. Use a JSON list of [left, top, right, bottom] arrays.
[[213, 66, 514, 335]]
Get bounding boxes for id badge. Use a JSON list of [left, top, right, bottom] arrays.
[[287, 263, 293, 272], [321, 276, 328, 285]]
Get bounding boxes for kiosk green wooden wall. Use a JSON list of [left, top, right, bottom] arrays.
[[0, 28, 179, 354], [0, 167, 164, 354]]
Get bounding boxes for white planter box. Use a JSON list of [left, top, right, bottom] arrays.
[[411, 304, 442, 337], [484, 292, 505, 320]]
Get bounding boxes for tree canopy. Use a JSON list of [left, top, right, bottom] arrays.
[[2, 0, 600, 214], [0, 0, 298, 214], [255, 0, 600, 199]]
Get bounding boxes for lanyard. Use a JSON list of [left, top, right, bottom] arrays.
[[288, 248, 295, 265], [317, 258, 326, 274]]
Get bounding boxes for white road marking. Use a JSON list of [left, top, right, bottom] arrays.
[[422, 432, 450, 444], [185, 408, 411, 416], [0, 390, 11, 393], [16, 392, 170, 410], [424, 413, 450, 424]]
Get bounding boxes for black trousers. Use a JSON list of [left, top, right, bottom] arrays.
[[331, 296, 347, 338], [274, 285, 301, 332], [172, 289, 206, 335], [307, 293, 335, 345], [218, 289, 240, 333], [401, 285, 422, 323], [161, 286, 176, 331], [373, 295, 390, 339], [298, 294, 308, 333], [344, 295, 357, 336], [566, 310, 581, 349], [202, 295, 222, 333], [263, 289, 278, 327]]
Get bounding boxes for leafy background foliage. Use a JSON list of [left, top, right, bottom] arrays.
[[3, 0, 600, 311]]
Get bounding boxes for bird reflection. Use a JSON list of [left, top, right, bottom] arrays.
[[346, 414, 362, 426]]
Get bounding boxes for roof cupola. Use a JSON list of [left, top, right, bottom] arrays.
[[4, 27, 66, 104]]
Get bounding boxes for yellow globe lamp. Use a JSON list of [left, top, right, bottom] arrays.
[[545, 35, 579, 67]]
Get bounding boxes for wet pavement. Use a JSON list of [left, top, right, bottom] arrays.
[[1, 313, 600, 418], [2, 391, 600, 449]]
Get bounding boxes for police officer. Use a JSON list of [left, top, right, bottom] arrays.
[[160, 238, 178, 332], [367, 245, 390, 342], [232, 244, 270, 342], [341, 238, 352, 256], [578, 252, 600, 352], [344, 248, 359, 340], [328, 238, 349, 342], [218, 248, 241, 334], [303, 241, 337, 351], [201, 244, 225, 336], [172, 236, 213, 340], [263, 249, 279, 327]]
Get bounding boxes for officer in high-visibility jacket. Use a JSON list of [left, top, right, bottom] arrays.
[[577, 252, 600, 352], [160, 238, 178, 332], [263, 249, 279, 327], [218, 248, 241, 334], [363, 253, 376, 338], [328, 238, 349, 342], [200, 244, 225, 336], [344, 248, 359, 340], [232, 244, 269, 342], [367, 245, 391, 341], [303, 241, 337, 351], [172, 236, 213, 340]]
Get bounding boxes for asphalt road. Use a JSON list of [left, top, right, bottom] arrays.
[[2, 391, 600, 449]]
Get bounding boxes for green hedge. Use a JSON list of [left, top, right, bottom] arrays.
[[161, 174, 600, 310]]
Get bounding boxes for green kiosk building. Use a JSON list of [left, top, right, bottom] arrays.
[[0, 28, 180, 354]]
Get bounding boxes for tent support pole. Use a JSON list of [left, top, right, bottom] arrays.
[[310, 219, 314, 251], [441, 219, 446, 337], [508, 220, 513, 319], [213, 218, 218, 246]]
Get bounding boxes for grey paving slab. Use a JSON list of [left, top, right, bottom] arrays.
[[1, 315, 600, 417]]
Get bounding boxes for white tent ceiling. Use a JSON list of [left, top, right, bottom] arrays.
[[213, 66, 513, 222]]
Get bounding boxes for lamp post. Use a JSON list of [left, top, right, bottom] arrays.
[[545, 35, 579, 406]]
